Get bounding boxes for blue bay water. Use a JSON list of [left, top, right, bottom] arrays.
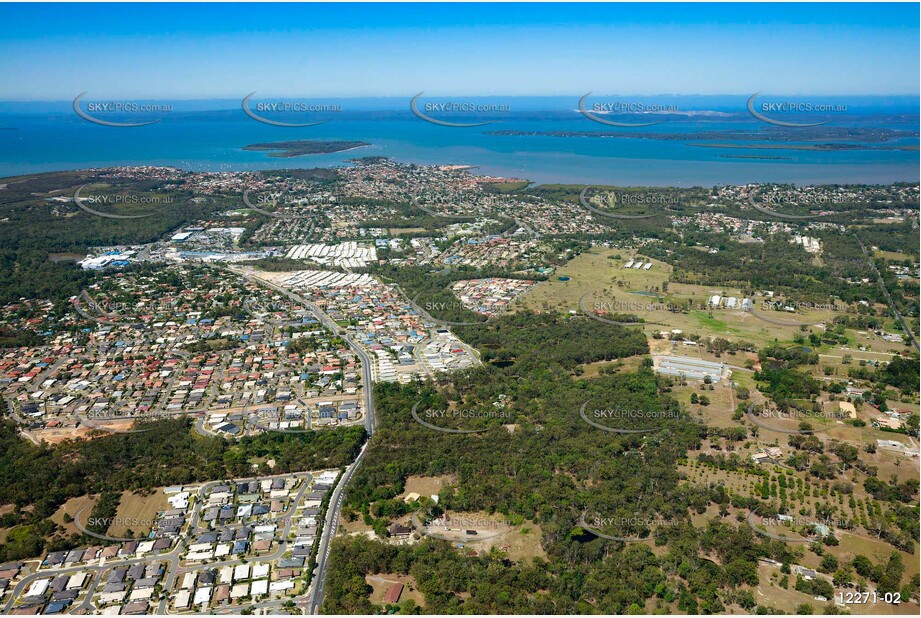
[[0, 111, 917, 186]]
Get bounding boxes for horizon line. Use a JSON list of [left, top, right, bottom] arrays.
[[2, 93, 920, 102]]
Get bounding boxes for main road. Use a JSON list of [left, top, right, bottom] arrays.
[[2, 470, 313, 615], [854, 235, 920, 353], [744, 192, 918, 352], [225, 267, 378, 614]]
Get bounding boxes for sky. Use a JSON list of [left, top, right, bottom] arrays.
[[1, 2, 918, 100]]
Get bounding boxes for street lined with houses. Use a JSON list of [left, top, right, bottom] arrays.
[[2, 470, 344, 615]]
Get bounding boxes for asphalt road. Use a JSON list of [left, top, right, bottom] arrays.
[[306, 442, 370, 614], [2, 471, 314, 615], [854, 234, 920, 352], [745, 191, 917, 352], [226, 267, 379, 614], [227, 267, 377, 437]]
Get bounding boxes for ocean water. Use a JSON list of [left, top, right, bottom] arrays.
[[0, 110, 917, 186]]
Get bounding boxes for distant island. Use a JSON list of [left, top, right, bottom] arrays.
[[717, 154, 793, 160], [691, 142, 920, 152], [243, 140, 370, 158], [487, 126, 917, 149]]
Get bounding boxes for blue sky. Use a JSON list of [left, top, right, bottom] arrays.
[[1, 2, 918, 100]]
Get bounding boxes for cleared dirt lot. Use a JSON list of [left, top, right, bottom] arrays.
[[366, 573, 425, 607], [398, 474, 454, 501], [418, 510, 547, 562]]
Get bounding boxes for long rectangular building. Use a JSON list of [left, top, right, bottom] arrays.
[[655, 356, 725, 383]]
